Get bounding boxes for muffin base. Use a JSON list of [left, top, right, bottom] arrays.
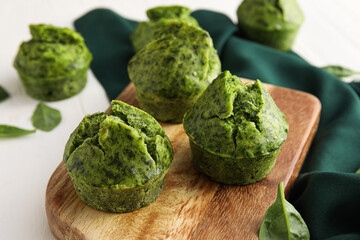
[[238, 24, 300, 51], [69, 172, 166, 213], [135, 87, 199, 123], [17, 68, 87, 101], [190, 140, 280, 185]]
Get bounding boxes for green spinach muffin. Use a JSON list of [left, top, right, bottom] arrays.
[[237, 0, 304, 51], [130, 5, 199, 52], [13, 24, 92, 101], [63, 100, 173, 213], [183, 71, 288, 185], [128, 21, 221, 123]]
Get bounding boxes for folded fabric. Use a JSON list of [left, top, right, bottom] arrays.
[[75, 8, 360, 240]]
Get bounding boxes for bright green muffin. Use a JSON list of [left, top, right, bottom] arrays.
[[237, 0, 304, 51], [13, 24, 92, 101], [183, 71, 289, 185], [128, 21, 221, 123], [63, 100, 174, 213], [130, 5, 199, 52]]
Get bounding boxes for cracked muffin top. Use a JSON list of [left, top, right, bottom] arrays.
[[236, 0, 304, 31], [128, 20, 220, 100], [130, 5, 199, 52], [63, 100, 173, 188], [14, 24, 92, 79], [183, 71, 289, 159]]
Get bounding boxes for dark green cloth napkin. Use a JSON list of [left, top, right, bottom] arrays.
[[75, 8, 360, 240]]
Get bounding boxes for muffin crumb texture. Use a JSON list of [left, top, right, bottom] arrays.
[[63, 100, 173, 212], [128, 20, 221, 122], [130, 5, 199, 52], [183, 71, 288, 185], [237, 0, 304, 51], [13, 24, 92, 101]]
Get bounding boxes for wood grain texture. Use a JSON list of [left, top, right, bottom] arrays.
[[46, 81, 321, 240]]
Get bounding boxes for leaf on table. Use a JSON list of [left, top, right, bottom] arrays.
[[322, 65, 360, 78], [259, 182, 310, 240], [0, 85, 10, 102], [0, 125, 35, 137], [31, 102, 62, 132]]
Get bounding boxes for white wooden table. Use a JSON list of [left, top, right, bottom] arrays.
[[0, 1, 359, 239]]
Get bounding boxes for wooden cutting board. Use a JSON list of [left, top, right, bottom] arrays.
[[46, 80, 321, 240]]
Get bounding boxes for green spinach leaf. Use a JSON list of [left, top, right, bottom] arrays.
[[259, 182, 310, 240], [322, 65, 360, 78], [0, 125, 35, 137], [31, 102, 61, 131], [0, 85, 10, 102]]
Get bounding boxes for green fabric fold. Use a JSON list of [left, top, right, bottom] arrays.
[[350, 81, 360, 97], [74, 8, 360, 239], [74, 9, 137, 100], [290, 172, 360, 240]]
